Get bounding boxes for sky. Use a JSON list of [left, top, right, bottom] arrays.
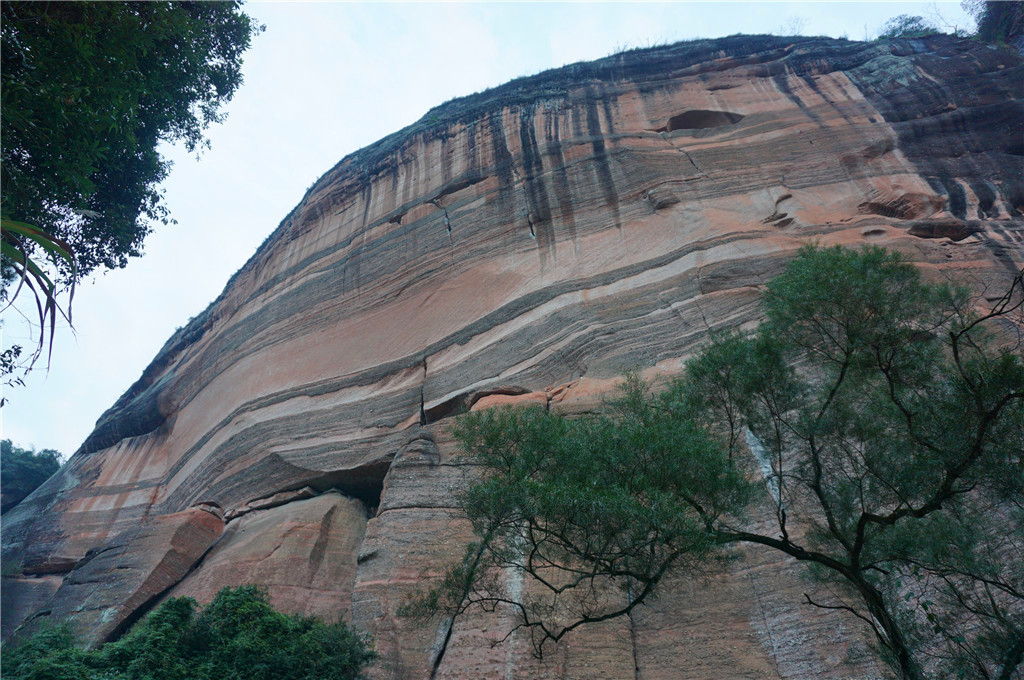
[[1, 1, 976, 456]]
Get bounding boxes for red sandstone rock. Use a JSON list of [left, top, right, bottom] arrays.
[[223, 485, 317, 521], [3, 34, 1022, 677], [169, 491, 367, 620], [470, 391, 548, 411], [10, 507, 223, 648], [0, 575, 61, 642]]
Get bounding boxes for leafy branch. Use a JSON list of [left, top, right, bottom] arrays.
[[403, 247, 1023, 680], [1, 217, 75, 391]]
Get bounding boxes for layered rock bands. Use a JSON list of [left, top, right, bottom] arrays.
[[3, 34, 1022, 679]]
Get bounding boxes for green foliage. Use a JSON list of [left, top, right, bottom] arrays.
[[0, 624, 91, 680], [1, 218, 76, 379], [1, 344, 24, 402], [964, 0, 1024, 45], [695, 246, 1024, 679], [417, 246, 1024, 679], [406, 379, 754, 655], [0, 1, 261, 283], [1, 586, 375, 680], [1, 439, 61, 513], [877, 15, 941, 39]]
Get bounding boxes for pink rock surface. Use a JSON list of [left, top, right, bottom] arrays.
[[10, 507, 224, 648], [3, 34, 1021, 677], [470, 391, 549, 411], [1, 575, 62, 641], [169, 491, 368, 620]]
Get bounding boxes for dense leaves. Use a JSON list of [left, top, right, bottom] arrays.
[[0, 217, 76, 380], [877, 15, 941, 39], [1, 586, 375, 680], [964, 0, 1024, 45], [691, 246, 1024, 680], [875, 4, 1024, 43], [1, 1, 261, 282], [404, 388, 752, 654], [418, 246, 1023, 679], [1, 439, 61, 513]]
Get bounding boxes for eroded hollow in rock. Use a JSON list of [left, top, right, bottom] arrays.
[[667, 109, 745, 131], [296, 462, 391, 511], [246, 461, 391, 519], [423, 393, 471, 425]]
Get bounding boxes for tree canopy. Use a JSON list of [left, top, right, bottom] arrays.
[[411, 246, 1024, 680], [964, 0, 1024, 45], [1, 1, 262, 283], [877, 14, 941, 39], [1, 439, 61, 514], [1, 585, 375, 680]]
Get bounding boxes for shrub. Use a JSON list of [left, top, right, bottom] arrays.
[[877, 15, 940, 39], [1, 586, 375, 680]]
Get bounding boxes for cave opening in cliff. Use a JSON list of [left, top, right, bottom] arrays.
[[666, 109, 745, 131], [422, 393, 472, 425], [290, 460, 391, 515]]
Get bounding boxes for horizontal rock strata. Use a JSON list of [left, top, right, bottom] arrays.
[[4, 33, 1022, 678], [168, 491, 368, 620]]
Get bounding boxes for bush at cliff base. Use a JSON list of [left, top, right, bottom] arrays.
[[0, 585, 375, 680]]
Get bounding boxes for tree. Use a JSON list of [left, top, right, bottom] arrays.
[[1, 1, 262, 284], [1, 1, 261, 385], [412, 246, 1024, 680], [1, 439, 62, 514], [774, 16, 807, 37], [1, 218, 76, 385], [401, 386, 754, 654], [963, 1, 1024, 45], [1, 586, 376, 680], [877, 14, 940, 39]]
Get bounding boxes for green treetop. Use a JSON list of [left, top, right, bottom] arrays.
[[1, 1, 262, 283]]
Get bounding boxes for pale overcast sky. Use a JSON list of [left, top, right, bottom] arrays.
[[2, 1, 975, 455]]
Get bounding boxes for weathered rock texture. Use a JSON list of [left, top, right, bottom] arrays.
[[4, 34, 1022, 678]]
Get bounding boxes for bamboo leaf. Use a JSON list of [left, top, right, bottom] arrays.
[[1, 218, 75, 377], [2, 219, 74, 265]]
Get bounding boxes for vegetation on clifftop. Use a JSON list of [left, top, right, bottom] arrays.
[[967, 0, 1024, 45], [1, 586, 375, 680], [875, 1, 1023, 43], [1, 439, 61, 514]]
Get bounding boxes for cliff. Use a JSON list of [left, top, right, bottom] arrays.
[[3, 34, 1022, 679]]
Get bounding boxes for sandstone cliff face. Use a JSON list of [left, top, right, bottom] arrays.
[[3, 34, 1022, 678]]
